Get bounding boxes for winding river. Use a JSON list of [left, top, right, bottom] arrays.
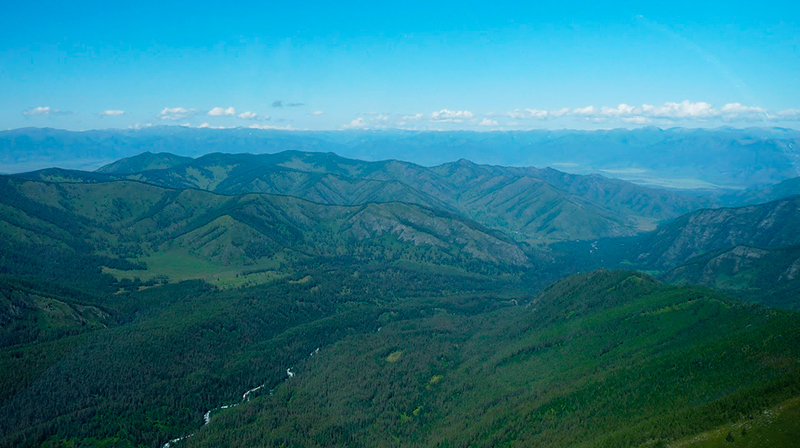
[[162, 348, 318, 448]]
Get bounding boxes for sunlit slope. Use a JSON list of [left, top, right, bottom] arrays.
[[184, 271, 800, 448]]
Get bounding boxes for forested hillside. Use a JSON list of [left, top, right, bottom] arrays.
[[87, 150, 709, 242], [0, 176, 531, 288], [185, 271, 800, 448]]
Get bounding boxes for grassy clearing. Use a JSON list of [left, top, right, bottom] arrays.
[[103, 249, 287, 288]]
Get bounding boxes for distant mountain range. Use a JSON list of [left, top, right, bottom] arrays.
[[3, 126, 800, 189]]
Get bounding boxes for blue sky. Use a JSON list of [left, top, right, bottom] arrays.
[[2, 0, 798, 131]]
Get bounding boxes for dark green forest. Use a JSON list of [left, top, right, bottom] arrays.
[[1, 151, 799, 447]]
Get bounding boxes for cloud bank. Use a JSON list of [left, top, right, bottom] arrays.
[[338, 101, 799, 130], [495, 101, 795, 124]]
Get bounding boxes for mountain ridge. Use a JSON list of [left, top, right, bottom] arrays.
[[87, 150, 709, 243]]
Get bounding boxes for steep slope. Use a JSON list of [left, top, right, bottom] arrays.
[[184, 271, 800, 448], [631, 196, 800, 270]]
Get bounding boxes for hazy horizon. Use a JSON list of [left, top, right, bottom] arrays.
[[3, 126, 799, 191]]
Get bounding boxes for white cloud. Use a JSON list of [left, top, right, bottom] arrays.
[[507, 108, 550, 120], [431, 109, 474, 122], [600, 104, 636, 117], [718, 103, 767, 121], [24, 106, 52, 116], [23, 106, 71, 117], [720, 103, 764, 114], [642, 101, 716, 119], [478, 118, 499, 126], [97, 109, 125, 117], [310, 110, 325, 116], [401, 113, 424, 121], [159, 107, 195, 121], [237, 111, 259, 120], [572, 106, 596, 116], [552, 108, 570, 118], [342, 118, 368, 129], [773, 109, 800, 120], [208, 106, 236, 116], [128, 123, 153, 130], [342, 114, 392, 129]]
